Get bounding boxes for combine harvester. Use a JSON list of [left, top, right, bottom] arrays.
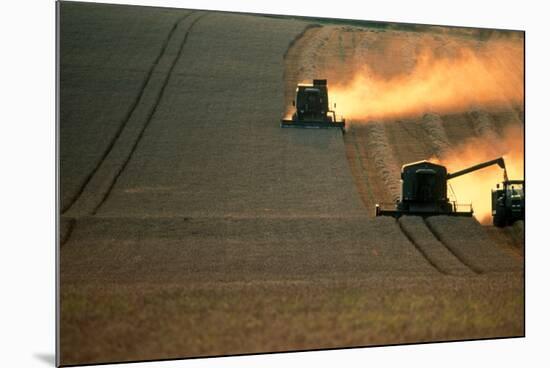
[[281, 79, 345, 131], [375, 157, 508, 219]]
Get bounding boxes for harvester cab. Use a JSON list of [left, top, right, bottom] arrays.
[[492, 179, 524, 227], [281, 79, 345, 130], [376, 157, 508, 218]]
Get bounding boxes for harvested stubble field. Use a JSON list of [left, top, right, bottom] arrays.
[[59, 2, 524, 365]]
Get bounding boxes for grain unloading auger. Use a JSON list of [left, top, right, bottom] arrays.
[[281, 79, 345, 130], [375, 157, 507, 218]]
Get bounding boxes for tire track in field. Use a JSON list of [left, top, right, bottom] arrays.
[[397, 216, 475, 275], [61, 12, 193, 214], [60, 217, 76, 247], [64, 12, 207, 217], [93, 13, 208, 214], [422, 217, 482, 274], [396, 217, 447, 274], [282, 23, 322, 60], [425, 216, 522, 273]]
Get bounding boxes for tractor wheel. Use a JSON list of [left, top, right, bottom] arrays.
[[493, 210, 506, 227]]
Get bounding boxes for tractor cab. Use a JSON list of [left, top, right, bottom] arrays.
[[506, 182, 523, 199], [492, 179, 524, 227]]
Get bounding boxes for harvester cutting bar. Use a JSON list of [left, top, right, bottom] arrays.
[[375, 203, 473, 218], [280, 119, 345, 129]]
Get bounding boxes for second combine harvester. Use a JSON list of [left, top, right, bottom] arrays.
[[375, 157, 509, 219]]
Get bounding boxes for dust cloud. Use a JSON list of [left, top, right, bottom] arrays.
[[330, 38, 523, 123], [434, 125, 524, 224]]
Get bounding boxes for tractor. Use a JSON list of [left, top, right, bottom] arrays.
[[492, 179, 524, 227]]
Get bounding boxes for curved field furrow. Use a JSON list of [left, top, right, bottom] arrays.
[[422, 112, 452, 157], [64, 12, 206, 218], [398, 216, 475, 275], [60, 3, 191, 212], [425, 216, 522, 273], [355, 123, 401, 202], [283, 25, 337, 112], [345, 125, 401, 209], [61, 12, 193, 214]]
